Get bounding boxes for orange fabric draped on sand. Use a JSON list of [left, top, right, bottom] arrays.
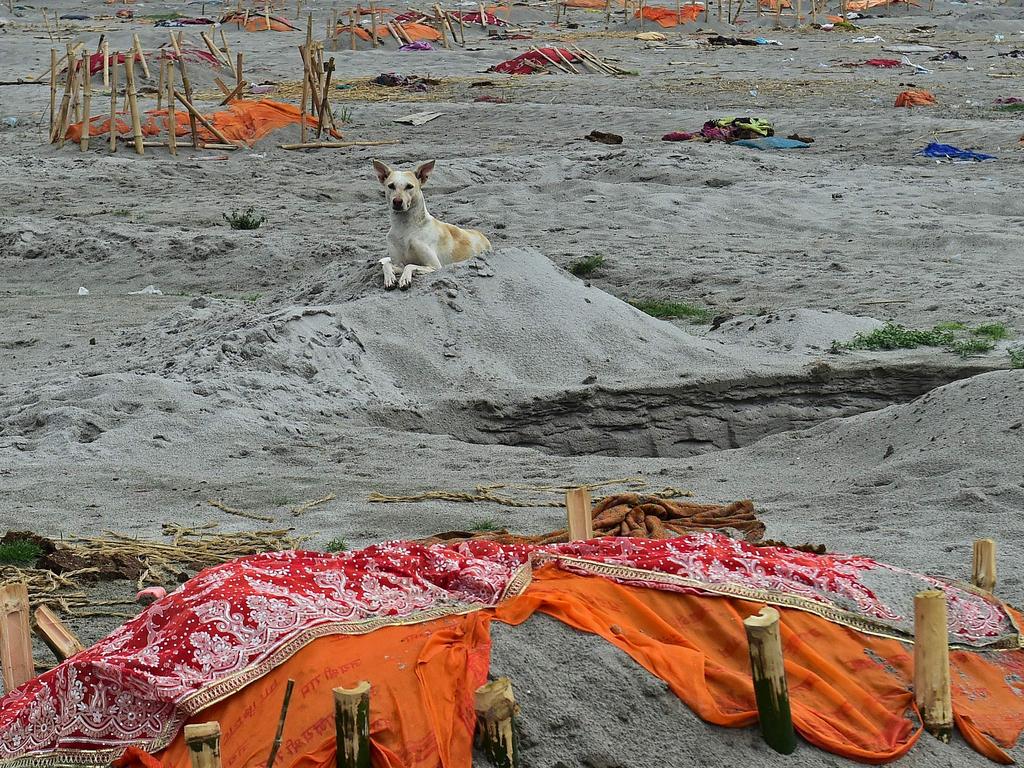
[[636, 4, 703, 25], [132, 567, 1024, 768], [64, 99, 326, 145]]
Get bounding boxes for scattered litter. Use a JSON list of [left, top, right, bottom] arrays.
[[734, 136, 810, 150], [136, 587, 167, 605], [895, 89, 936, 107], [883, 44, 938, 53], [917, 142, 995, 162], [77, 287, 89, 296], [129, 285, 163, 295], [394, 111, 443, 125], [998, 50, 1024, 59], [929, 50, 967, 61], [634, 31, 668, 41], [154, 17, 216, 26], [399, 41, 434, 51], [1, 116, 17, 129], [585, 129, 623, 144], [663, 116, 774, 143], [852, 35, 885, 43]]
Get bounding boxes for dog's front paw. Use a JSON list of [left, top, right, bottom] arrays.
[[398, 273, 412, 290], [383, 271, 397, 290]]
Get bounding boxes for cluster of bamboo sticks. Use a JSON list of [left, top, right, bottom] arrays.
[[531, 44, 629, 75], [47, 32, 244, 155], [297, 16, 340, 148]]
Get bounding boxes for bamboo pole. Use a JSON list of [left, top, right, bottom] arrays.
[[0, 583, 33, 691], [972, 538, 996, 594], [300, 53, 309, 144], [220, 29, 233, 64], [156, 53, 165, 110], [914, 591, 952, 743], [266, 679, 295, 768], [317, 57, 334, 138], [32, 605, 85, 661], [53, 44, 76, 146], [79, 52, 91, 151], [744, 607, 797, 755], [436, 5, 449, 47], [334, 683, 371, 768], [171, 34, 200, 149], [279, 139, 400, 149], [184, 722, 222, 768], [350, 9, 357, 50], [109, 53, 118, 152], [236, 52, 244, 93], [474, 678, 519, 768], [371, 3, 379, 46], [102, 41, 109, 87], [124, 51, 144, 154], [456, 9, 465, 42], [565, 487, 593, 540], [174, 92, 237, 146], [167, 61, 177, 156], [132, 34, 150, 79], [49, 48, 57, 136]]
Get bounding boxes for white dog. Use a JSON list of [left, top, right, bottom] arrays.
[[372, 159, 491, 290]]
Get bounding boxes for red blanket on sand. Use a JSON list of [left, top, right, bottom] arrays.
[[488, 47, 582, 74], [0, 534, 1020, 766]]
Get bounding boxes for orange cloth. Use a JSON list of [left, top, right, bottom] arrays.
[[635, 4, 703, 25], [122, 569, 1024, 768], [895, 89, 936, 107], [64, 99, 327, 145], [494, 567, 1024, 764], [241, 15, 296, 31], [397, 22, 442, 41], [151, 614, 490, 768]]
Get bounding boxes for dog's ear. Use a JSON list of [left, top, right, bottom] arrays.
[[372, 159, 392, 184], [415, 160, 436, 185]]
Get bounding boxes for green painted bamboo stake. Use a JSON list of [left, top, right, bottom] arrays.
[[914, 591, 952, 742], [744, 607, 797, 755], [334, 682, 371, 768], [474, 678, 519, 768]]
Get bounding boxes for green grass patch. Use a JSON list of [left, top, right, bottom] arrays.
[[1009, 348, 1024, 369], [0, 538, 42, 566], [835, 321, 1012, 358], [972, 323, 1010, 341], [223, 207, 267, 230], [469, 518, 503, 532], [568, 255, 605, 278], [629, 299, 711, 323], [323, 537, 348, 552]]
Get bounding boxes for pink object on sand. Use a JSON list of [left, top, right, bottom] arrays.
[[136, 586, 167, 605]]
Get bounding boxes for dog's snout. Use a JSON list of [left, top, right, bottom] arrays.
[[392, 199, 404, 211]]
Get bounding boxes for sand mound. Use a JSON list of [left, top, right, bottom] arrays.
[[707, 308, 884, 354]]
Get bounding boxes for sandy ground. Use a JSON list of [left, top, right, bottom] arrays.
[[2, 0, 1024, 762]]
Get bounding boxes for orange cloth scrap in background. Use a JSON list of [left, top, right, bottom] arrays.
[[64, 99, 327, 145], [847, 0, 918, 9], [635, 4, 703, 25], [124, 569, 1024, 768], [895, 89, 936, 107]]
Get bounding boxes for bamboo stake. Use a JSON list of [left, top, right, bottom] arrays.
[[167, 62, 177, 156], [49, 49, 57, 135], [79, 52, 91, 151], [605, 0, 611, 26], [32, 605, 85, 661], [236, 52, 244, 93], [42, 8, 55, 42], [220, 29, 233, 64], [456, 9, 465, 42], [171, 34, 200, 149], [334, 683, 371, 768], [972, 539, 996, 594], [478, 1, 488, 27], [555, 0, 561, 25], [306, 11, 313, 49], [0, 583, 33, 691], [201, 31, 231, 67], [53, 44, 76, 146], [732, 0, 744, 22], [300, 53, 309, 144], [565, 487, 593, 540], [184, 722, 222, 768], [109, 53, 118, 152], [349, 9, 357, 50], [124, 50, 144, 155], [914, 591, 952, 743], [775, 0, 781, 27], [704, 0, 709, 22], [393, 19, 413, 44], [132, 34, 150, 79], [317, 57, 334, 138], [174, 92, 237, 147], [266, 679, 295, 768], [156, 54, 166, 110], [264, 2, 272, 33], [436, 5, 449, 47], [474, 678, 519, 768], [102, 41, 109, 87], [530, 45, 571, 73], [279, 139, 400, 149], [219, 79, 248, 105], [371, 3, 379, 46], [744, 607, 797, 754]]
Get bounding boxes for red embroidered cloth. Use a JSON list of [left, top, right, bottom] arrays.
[[0, 535, 1016, 766]]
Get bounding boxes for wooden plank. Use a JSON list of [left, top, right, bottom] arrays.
[[0, 583, 34, 690], [565, 487, 593, 541], [33, 605, 85, 660]]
